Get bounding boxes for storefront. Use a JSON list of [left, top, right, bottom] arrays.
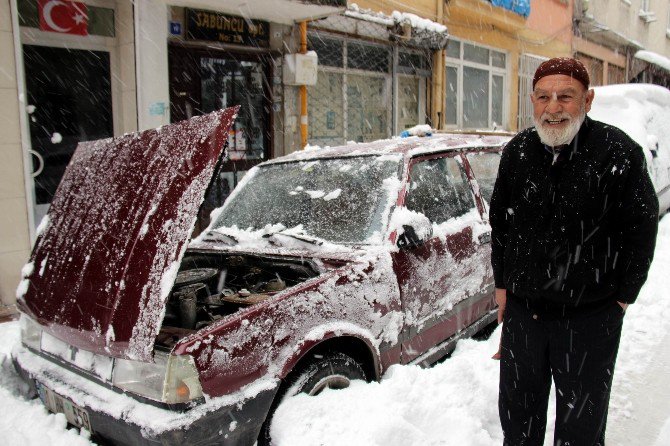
[[166, 7, 279, 232], [305, 6, 448, 146], [14, 0, 134, 227]]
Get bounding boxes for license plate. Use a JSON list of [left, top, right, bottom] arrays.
[[36, 382, 93, 433]]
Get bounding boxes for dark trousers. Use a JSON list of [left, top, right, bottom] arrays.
[[499, 296, 624, 446]]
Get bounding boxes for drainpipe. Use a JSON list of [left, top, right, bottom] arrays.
[[431, 1, 446, 130], [299, 21, 308, 149]]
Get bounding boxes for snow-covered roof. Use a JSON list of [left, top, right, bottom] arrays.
[[339, 3, 448, 49], [635, 50, 670, 73], [268, 133, 511, 165], [346, 4, 447, 34]]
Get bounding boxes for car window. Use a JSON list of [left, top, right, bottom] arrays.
[[466, 151, 501, 204], [405, 156, 475, 224]]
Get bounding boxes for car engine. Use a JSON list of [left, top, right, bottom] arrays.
[[156, 252, 320, 348]]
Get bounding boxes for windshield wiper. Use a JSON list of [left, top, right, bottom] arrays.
[[202, 230, 239, 245], [262, 229, 324, 246]]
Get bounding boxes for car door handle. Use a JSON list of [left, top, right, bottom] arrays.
[[478, 232, 491, 244]]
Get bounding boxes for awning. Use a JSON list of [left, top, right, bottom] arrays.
[[576, 18, 644, 50], [337, 4, 449, 49], [635, 50, 670, 73], [171, 0, 346, 25]]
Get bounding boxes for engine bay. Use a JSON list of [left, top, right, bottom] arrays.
[[156, 252, 320, 348]]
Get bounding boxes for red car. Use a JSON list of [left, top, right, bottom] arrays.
[[13, 107, 511, 445]]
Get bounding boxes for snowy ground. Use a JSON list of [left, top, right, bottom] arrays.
[[2, 215, 670, 445]]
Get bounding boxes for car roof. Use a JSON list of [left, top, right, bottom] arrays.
[[265, 132, 513, 165]]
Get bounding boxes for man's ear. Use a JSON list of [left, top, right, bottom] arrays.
[[584, 88, 595, 113]]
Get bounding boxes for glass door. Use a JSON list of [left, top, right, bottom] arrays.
[[23, 45, 113, 224], [168, 45, 272, 235]]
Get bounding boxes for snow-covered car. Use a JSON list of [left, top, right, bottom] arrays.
[[590, 83, 670, 214], [12, 107, 511, 445]]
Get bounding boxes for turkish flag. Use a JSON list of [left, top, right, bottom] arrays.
[[38, 0, 88, 36]]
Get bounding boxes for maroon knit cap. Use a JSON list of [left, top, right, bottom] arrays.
[[533, 57, 590, 90]]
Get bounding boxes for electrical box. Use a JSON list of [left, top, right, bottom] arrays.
[[283, 52, 318, 86]]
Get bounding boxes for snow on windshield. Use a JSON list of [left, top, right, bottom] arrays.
[[210, 156, 401, 244]]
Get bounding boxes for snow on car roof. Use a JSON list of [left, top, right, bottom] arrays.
[[265, 132, 512, 165]]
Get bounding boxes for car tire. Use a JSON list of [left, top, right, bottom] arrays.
[[256, 352, 367, 445]]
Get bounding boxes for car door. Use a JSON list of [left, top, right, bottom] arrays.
[[392, 152, 494, 364]]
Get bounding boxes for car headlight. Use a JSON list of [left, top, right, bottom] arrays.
[[19, 314, 42, 350], [112, 352, 203, 404]]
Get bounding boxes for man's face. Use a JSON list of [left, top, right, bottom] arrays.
[[531, 74, 595, 146]]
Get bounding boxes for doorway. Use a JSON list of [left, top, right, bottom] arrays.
[[23, 45, 113, 224], [168, 44, 272, 234]]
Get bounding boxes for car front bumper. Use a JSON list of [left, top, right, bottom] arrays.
[[12, 346, 278, 446]]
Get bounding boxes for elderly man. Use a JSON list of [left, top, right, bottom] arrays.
[[490, 58, 658, 445]]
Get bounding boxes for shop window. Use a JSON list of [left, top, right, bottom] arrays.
[[398, 76, 421, 131], [308, 32, 429, 146], [347, 74, 389, 142], [398, 51, 429, 73], [308, 35, 343, 68], [347, 42, 391, 72], [199, 58, 266, 161], [446, 39, 508, 130], [17, 0, 115, 37]]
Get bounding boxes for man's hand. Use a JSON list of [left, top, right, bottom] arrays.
[[495, 288, 507, 324], [617, 301, 629, 312], [492, 288, 507, 360]]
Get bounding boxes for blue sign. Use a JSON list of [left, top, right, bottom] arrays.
[[170, 21, 182, 35]]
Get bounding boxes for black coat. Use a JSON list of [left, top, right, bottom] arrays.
[[490, 116, 659, 307]]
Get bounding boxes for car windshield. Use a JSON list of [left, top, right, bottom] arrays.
[[211, 156, 401, 244]]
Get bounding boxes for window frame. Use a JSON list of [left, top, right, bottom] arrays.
[[444, 38, 509, 130]]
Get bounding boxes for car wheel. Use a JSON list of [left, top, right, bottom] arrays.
[[257, 352, 367, 445]]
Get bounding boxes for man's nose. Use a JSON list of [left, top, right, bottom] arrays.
[[546, 95, 562, 113]]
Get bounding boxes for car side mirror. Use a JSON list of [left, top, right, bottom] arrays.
[[390, 208, 433, 250], [397, 224, 432, 249]]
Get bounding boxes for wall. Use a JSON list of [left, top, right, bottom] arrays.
[[135, 0, 170, 130], [582, 0, 667, 53], [0, 0, 30, 307], [526, 0, 573, 47]]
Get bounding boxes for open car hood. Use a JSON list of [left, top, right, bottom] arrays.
[[18, 107, 238, 361]]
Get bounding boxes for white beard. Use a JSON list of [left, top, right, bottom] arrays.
[[534, 109, 585, 147]]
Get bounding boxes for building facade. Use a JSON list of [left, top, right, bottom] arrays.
[[0, 0, 347, 309], [574, 0, 670, 87]]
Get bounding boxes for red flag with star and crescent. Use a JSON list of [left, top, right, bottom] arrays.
[[38, 0, 88, 36]]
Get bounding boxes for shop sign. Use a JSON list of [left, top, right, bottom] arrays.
[[169, 21, 182, 36], [186, 9, 269, 47], [39, 0, 88, 36]]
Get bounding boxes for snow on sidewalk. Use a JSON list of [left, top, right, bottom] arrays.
[[271, 215, 670, 446], [1, 215, 669, 445]]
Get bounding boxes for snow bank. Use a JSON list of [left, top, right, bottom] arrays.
[[590, 83, 670, 211], [270, 215, 670, 445]]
